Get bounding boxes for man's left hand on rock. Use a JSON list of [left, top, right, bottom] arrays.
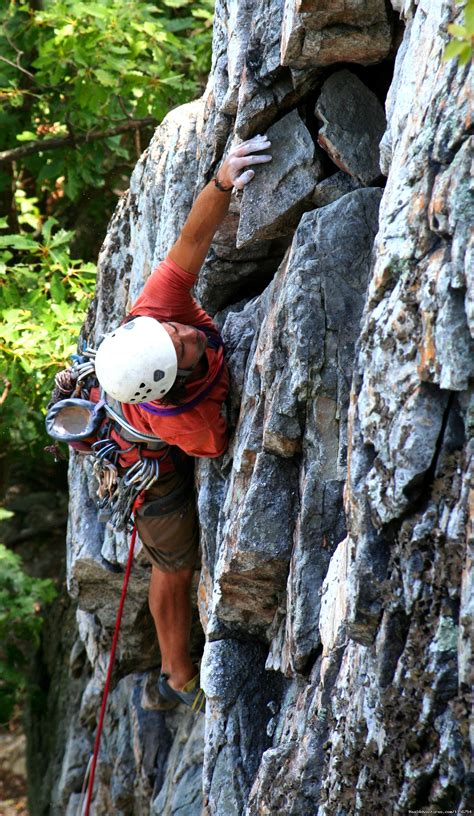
[[216, 134, 272, 191]]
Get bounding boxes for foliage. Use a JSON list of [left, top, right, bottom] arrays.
[[0, 0, 214, 240], [0, 1, 214, 459], [0, 541, 57, 723], [444, 0, 474, 64], [0, 210, 96, 456], [0, 0, 214, 730]]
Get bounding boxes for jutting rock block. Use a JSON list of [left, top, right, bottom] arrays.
[[281, 0, 392, 68], [236, 108, 322, 247], [312, 170, 362, 207], [315, 69, 387, 185]]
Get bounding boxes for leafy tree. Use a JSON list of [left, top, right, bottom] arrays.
[[0, 532, 57, 724], [0, 0, 214, 461], [0, 212, 96, 457], [0, 0, 214, 246]]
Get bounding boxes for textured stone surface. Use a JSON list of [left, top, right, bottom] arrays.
[[30, 0, 472, 813], [312, 170, 361, 207], [208, 0, 322, 144], [315, 69, 387, 184], [198, 189, 381, 653], [281, 0, 392, 68], [201, 639, 284, 816]]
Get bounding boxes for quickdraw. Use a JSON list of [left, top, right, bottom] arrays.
[[108, 456, 161, 531], [46, 349, 166, 531]]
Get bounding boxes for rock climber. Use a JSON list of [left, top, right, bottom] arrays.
[[47, 134, 272, 712]]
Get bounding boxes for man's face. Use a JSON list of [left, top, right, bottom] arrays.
[[161, 322, 208, 371]]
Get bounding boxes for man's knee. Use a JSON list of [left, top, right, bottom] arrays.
[[148, 566, 194, 607]]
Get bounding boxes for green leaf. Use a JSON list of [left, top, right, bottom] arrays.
[[95, 68, 116, 87], [36, 158, 66, 184], [0, 508, 14, 520], [161, 0, 194, 6], [48, 228, 74, 249], [443, 38, 470, 60], [16, 130, 38, 142], [457, 42, 472, 63], [63, 167, 81, 200], [0, 235, 38, 251], [465, 3, 474, 31], [54, 23, 75, 38], [192, 9, 214, 20], [50, 273, 66, 302], [41, 218, 59, 244], [447, 23, 468, 37]]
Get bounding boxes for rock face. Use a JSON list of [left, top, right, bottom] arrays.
[[31, 0, 472, 814]]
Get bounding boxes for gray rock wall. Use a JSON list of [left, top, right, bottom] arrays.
[[35, 0, 472, 813]]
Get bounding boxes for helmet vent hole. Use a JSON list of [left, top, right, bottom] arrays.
[[134, 391, 140, 396], [146, 389, 152, 394], [160, 389, 166, 394]]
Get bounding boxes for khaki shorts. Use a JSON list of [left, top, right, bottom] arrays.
[[135, 468, 199, 573]]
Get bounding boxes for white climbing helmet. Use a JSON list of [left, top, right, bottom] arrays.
[[94, 316, 178, 404]]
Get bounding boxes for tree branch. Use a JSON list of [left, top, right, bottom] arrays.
[[0, 55, 36, 81], [0, 117, 158, 163], [0, 379, 11, 406]]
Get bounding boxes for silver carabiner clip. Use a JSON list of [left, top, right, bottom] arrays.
[[123, 459, 146, 487]]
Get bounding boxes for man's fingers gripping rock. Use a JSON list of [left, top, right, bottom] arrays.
[[233, 169, 256, 190], [233, 136, 271, 157], [232, 154, 272, 171]]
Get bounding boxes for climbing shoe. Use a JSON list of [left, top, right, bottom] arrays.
[[158, 672, 206, 714], [141, 669, 179, 711]]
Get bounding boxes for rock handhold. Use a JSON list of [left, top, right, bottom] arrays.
[[315, 69, 387, 185], [236, 109, 322, 248]]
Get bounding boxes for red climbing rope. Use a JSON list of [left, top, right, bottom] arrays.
[[82, 522, 138, 816]]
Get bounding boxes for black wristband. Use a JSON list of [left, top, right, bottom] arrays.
[[213, 177, 233, 192]]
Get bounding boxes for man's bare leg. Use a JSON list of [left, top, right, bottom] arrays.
[[148, 565, 196, 691]]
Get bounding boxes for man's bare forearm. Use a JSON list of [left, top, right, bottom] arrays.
[[168, 135, 272, 276], [168, 181, 232, 275]]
